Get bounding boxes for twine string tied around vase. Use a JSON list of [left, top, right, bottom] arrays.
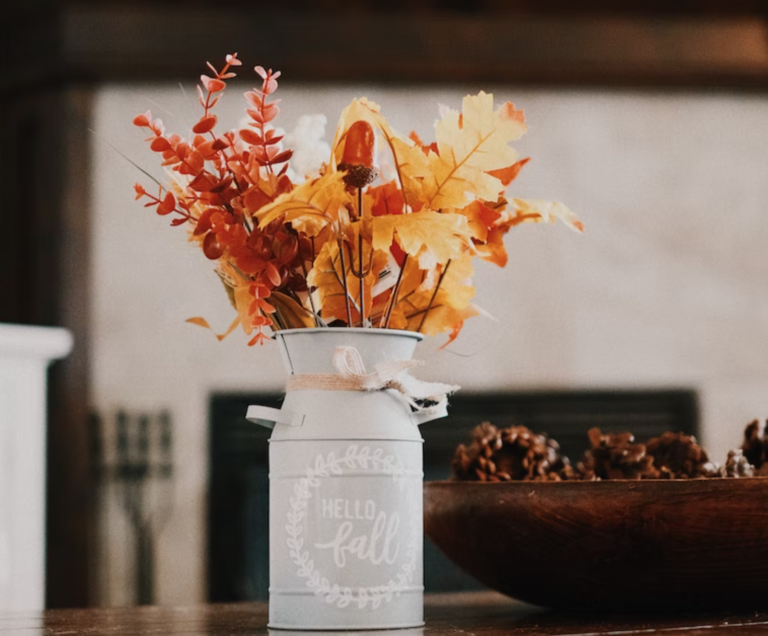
[[285, 345, 460, 417]]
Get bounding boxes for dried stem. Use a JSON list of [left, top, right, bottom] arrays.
[[382, 254, 409, 329], [336, 234, 354, 327], [287, 226, 319, 327], [417, 259, 451, 333], [271, 307, 287, 331], [358, 232, 366, 327], [299, 255, 320, 328], [357, 189, 366, 327]]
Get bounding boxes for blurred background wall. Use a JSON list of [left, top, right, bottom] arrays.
[[3, 0, 768, 610], [93, 82, 768, 606]]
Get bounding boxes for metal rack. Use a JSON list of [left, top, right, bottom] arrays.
[[90, 410, 174, 605]]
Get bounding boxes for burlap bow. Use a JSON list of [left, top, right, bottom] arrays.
[[286, 346, 460, 418]]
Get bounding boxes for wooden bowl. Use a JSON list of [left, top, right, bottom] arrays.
[[424, 479, 768, 612]]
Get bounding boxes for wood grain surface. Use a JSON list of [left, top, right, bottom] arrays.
[[424, 480, 768, 612], [4, 592, 768, 635]]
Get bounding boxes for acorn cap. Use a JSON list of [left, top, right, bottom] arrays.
[[337, 162, 379, 188]]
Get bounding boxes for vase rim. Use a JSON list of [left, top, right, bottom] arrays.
[[274, 327, 424, 341]]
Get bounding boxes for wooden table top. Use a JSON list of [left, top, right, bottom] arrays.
[[5, 591, 768, 635]]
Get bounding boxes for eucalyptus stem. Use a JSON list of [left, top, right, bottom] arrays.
[[416, 259, 451, 333]]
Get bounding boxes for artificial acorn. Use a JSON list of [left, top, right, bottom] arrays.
[[337, 120, 379, 188]]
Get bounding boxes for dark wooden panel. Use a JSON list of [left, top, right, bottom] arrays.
[[58, 9, 768, 88], [44, 90, 94, 610], [0, 5, 94, 606], [0, 95, 60, 326], [3, 4, 768, 88]]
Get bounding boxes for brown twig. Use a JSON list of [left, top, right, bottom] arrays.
[[350, 188, 368, 327], [288, 227, 319, 327], [381, 254, 409, 329], [417, 259, 451, 333], [336, 234, 354, 327], [299, 252, 320, 328], [358, 232, 366, 327]]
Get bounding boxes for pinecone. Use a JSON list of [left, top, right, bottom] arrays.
[[451, 422, 499, 480], [725, 449, 754, 478], [645, 431, 721, 479], [451, 422, 574, 482], [579, 428, 656, 480], [557, 462, 582, 481], [741, 419, 768, 469]]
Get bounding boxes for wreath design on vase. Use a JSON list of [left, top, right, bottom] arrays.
[[285, 445, 420, 609]]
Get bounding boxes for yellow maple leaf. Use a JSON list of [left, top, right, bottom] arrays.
[[360, 104, 429, 211], [388, 137, 431, 210], [386, 92, 525, 212], [371, 211, 473, 266], [426, 92, 526, 209], [306, 240, 345, 322], [255, 171, 351, 236], [185, 262, 256, 340], [387, 254, 477, 335], [506, 199, 584, 233], [487, 157, 530, 187], [232, 282, 260, 335], [465, 198, 582, 267], [474, 226, 510, 267], [208, 262, 276, 337], [414, 300, 479, 337], [268, 291, 316, 329], [307, 227, 389, 326], [455, 200, 501, 243], [436, 253, 476, 310], [186, 316, 240, 341]]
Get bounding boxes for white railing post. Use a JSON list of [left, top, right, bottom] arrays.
[[0, 324, 73, 612]]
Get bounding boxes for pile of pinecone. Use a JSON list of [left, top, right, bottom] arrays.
[[451, 422, 577, 482], [451, 419, 768, 482]]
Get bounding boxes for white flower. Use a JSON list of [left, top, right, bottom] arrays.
[[284, 114, 331, 181]]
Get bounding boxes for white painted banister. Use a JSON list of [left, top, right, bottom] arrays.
[[0, 323, 73, 612]]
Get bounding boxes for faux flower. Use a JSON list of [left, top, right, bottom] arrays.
[[133, 54, 582, 347]]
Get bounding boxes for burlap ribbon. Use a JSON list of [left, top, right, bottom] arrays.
[[286, 346, 460, 417]]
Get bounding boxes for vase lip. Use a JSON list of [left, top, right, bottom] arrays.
[[274, 327, 424, 342]]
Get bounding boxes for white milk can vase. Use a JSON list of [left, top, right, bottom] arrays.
[[247, 327, 454, 630]]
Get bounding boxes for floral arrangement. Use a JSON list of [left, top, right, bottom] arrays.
[[133, 53, 582, 347]]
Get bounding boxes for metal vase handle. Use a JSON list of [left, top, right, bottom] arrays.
[[246, 405, 304, 429], [411, 403, 449, 427]]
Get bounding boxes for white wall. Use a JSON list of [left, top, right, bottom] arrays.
[[91, 81, 768, 605]]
